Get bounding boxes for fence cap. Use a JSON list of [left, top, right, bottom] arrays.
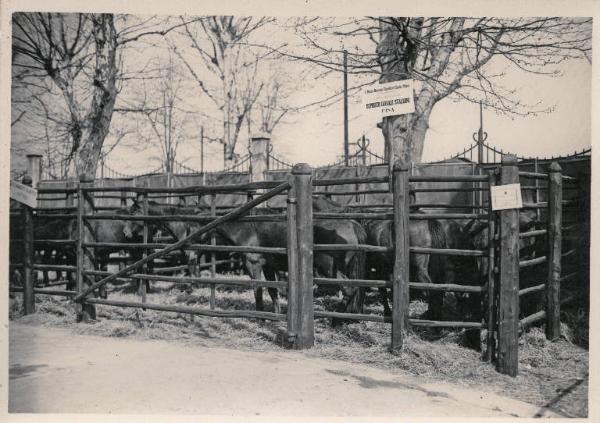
[[501, 154, 518, 165], [251, 132, 271, 141], [291, 163, 312, 175], [21, 175, 32, 186], [549, 162, 562, 172], [392, 160, 410, 172], [79, 173, 95, 183]]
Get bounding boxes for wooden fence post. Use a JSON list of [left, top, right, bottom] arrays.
[[485, 170, 498, 362], [210, 193, 217, 309], [546, 162, 562, 340], [286, 172, 299, 347], [76, 175, 96, 322], [391, 160, 410, 352], [497, 154, 520, 376], [65, 180, 76, 285], [291, 163, 314, 349], [21, 175, 35, 315], [137, 181, 148, 307]]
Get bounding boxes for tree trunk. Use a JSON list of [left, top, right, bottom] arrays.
[[378, 18, 428, 168], [76, 14, 118, 180]]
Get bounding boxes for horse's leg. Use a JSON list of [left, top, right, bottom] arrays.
[[415, 254, 442, 321], [379, 285, 392, 317], [462, 257, 484, 351], [463, 292, 482, 351], [66, 251, 76, 291], [264, 266, 280, 314], [187, 251, 198, 277], [36, 250, 48, 286], [42, 250, 52, 286], [245, 254, 265, 311], [145, 254, 153, 294], [336, 270, 364, 315], [255, 286, 264, 312], [98, 255, 108, 299]]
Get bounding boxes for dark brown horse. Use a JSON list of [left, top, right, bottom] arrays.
[[210, 206, 367, 315], [312, 195, 450, 318], [71, 205, 152, 296], [123, 201, 236, 278], [363, 218, 448, 318], [455, 210, 544, 350]]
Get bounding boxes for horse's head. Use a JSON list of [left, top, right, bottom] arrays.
[[312, 195, 345, 212], [519, 209, 542, 259], [408, 183, 417, 205], [122, 200, 145, 240], [243, 252, 266, 280]]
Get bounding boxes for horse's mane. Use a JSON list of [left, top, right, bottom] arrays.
[[312, 195, 352, 213], [247, 206, 285, 216], [144, 201, 198, 216]]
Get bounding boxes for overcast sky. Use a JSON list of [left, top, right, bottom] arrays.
[[7, 13, 593, 176], [105, 19, 592, 175]]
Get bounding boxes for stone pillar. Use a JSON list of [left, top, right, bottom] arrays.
[[250, 133, 270, 207], [26, 154, 42, 188]]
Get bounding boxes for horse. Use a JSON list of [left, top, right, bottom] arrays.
[[311, 196, 451, 320], [362, 218, 449, 318], [123, 201, 239, 279], [443, 208, 545, 351], [208, 206, 367, 315], [67, 205, 153, 297]]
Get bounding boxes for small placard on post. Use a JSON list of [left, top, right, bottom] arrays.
[[490, 183, 522, 211], [362, 80, 415, 118], [10, 180, 38, 208]]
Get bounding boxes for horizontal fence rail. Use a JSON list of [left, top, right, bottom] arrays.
[[85, 270, 287, 290], [85, 298, 286, 321], [11, 152, 589, 378]]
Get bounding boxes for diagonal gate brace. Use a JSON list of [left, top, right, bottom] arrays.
[[73, 181, 290, 302]]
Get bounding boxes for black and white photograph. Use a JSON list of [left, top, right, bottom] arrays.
[[2, 0, 596, 419]]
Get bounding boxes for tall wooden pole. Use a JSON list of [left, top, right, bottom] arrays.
[[546, 162, 563, 340], [291, 163, 314, 349], [138, 181, 148, 307], [210, 193, 217, 309], [200, 126, 204, 174], [21, 175, 35, 315], [286, 174, 299, 347], [343, 50, 349, 166], [485, 170, 497, 362], [76, 175, 97, 322], [391, 160, 410, 352], [497, 154, 519, 376]]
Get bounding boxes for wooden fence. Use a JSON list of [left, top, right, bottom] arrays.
[[9, 157, 583, 376]]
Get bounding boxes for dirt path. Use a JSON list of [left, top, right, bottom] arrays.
[[9, 322, 557, 416]]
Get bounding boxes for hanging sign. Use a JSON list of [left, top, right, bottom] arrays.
[[362, 80, 415, 118], [10, 180, 38, 208], [491, 183, 523, 211]]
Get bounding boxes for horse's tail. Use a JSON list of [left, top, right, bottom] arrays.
[[347, 221, 367, 280], [428, 219, 447, 249], [427, 219, 449, 284]]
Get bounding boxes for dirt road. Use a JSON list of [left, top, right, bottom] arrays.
[[9, 322, 555, 416]]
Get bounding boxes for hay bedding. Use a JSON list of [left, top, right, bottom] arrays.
[[9, 282, 589, 417]]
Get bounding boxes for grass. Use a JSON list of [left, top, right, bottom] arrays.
[[9, 280, 589, 417]]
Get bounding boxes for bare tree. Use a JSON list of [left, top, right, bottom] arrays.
[[12, 12, 199, 179], [134, 55, 194, 177], [283, 17, 592, 164], [257, 75, 292, 134], [173, 17, 274, 163]]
